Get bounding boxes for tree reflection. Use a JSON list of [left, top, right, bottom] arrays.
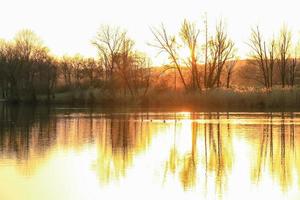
[[251, 112, 297, 191], [0, 105, 56, 176], [180, 112, 198, 189], [163, 112, 234, 194], [0, 106, 300, 197], [94, 112, 156, 184], [206, 113, 233, 195]]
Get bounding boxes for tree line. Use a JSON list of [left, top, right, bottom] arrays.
[[0, 27, 151, 102], [151, 20, 300, 91], [0, 20, 299, 103]]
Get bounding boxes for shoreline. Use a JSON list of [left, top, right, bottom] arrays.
[[2, 87, 300, 111]]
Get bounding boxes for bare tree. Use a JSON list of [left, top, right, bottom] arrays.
[[277, 26, 292, 88], [115, 37, 151, 98], [71, 55, 85, 88], [225, 59, 237, 88], [206, 21, 235, 88], [16, 30, 52, 101], [0, 30, 56, 102], [137, 54, 152, 98], [60, 56, 73, 89], [59, 55, 103, 90], [0, 40, 22, 101], [286, 48, 298, 87], [204, 13, 209, 88], [150, 24, 188, 91], [247, 26, 275, 89], [92, 25, 126, 85], [287, 58, 297, 87], [115, 37, 136, 97], [35, 52, 57, 101], [82, 57, 102, 88], [180, 19, 201, 91], [12, 30, 51, 101]]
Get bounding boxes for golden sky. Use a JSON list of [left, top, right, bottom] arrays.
[[1, 0, 300, 64]]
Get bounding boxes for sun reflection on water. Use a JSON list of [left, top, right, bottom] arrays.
[[0, 107, 299, 200]]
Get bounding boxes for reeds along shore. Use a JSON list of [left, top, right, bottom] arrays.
[[21, 87, 299, 110]]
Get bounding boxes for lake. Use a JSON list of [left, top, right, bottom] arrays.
[[0, 106, 299, 200]]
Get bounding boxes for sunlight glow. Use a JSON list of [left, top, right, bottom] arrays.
[[1, 0, 300, 64]]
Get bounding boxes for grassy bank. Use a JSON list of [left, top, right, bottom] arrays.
[[19, 87, 300, 110]]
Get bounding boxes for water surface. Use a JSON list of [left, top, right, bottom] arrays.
[[0, 106, 299, 200]]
